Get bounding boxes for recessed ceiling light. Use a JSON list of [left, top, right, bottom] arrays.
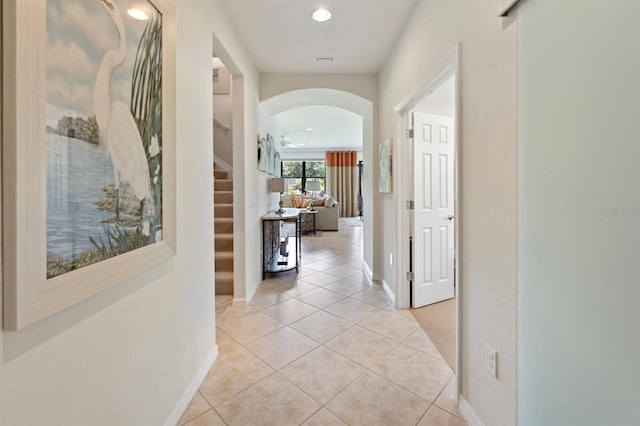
[[309, 141, 315, 144], [306, 128, 314, 132], [127, 8, 149, 20], [312, 8, 331, 23]]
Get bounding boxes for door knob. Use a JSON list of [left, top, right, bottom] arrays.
[[448, 215, 455, 221]]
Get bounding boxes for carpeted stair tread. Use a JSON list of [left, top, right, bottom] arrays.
[[214, 170, 233, 295], [214, 191, 233, 204], [215, 218, 234, 234], [214, 170, 228, 179], [214, 204, 233, 218], [214, 179, 233, 191], [215, 234, 234, 251], [215, 271, 234, 295], [215, 252, 234, 272]]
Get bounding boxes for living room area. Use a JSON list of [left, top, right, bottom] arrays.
[[276, 154, 363, 234], [266, 101, 364, 225]]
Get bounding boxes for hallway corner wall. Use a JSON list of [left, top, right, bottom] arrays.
[[378, 0, 517, 424], [518, 1, 640, 424], [0, 0, 221, 423], [0, 0, 265, 421]]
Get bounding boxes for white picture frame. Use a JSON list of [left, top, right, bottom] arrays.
[[2, 0, 176, 330]]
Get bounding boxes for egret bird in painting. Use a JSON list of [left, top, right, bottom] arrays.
[[96, 0, 153, 235]]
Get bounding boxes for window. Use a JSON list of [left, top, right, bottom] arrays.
[[281, 161, 326, 195]]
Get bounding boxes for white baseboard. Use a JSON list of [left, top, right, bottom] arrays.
[[362, 260, 373, 281], [458, 395, 486, 426], [230, 279, 261, 307], [362, 260, 382, 282], [245, 277, 261, 304], [381, 280, 395, 304], [164, 345, 219, 426]]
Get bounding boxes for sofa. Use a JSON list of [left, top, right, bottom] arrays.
[[281, 194, 339, 231]]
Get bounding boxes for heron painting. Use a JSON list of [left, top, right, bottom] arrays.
[[45, 0, 163, 278]]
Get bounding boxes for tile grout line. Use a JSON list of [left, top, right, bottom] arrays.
[[204, 221, 462, 426]]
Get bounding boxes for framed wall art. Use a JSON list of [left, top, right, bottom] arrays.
[[257, 133, 281, 176], [379, 139, 392, 193], [2, 0, 176, 330]]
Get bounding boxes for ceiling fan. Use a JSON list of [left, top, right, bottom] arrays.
[[280, 136, 305, 149]]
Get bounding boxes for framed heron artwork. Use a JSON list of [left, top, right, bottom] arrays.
[[2, 0, 176, 330]]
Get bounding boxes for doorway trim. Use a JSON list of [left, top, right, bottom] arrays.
[[211, 33, 247, 301], [393, 43, 462, 398]]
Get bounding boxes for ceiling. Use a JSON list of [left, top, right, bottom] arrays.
[[217, 0, 419, 154], [278, 106, 363, 152], [218, 0, 419, 74]]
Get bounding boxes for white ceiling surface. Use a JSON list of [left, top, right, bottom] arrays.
[[278, 106, 363, 151], [218, 0, 419, 74]]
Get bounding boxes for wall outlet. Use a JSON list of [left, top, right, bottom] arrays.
[[389, 253, 394, 266], [486, 343, 497, 378]]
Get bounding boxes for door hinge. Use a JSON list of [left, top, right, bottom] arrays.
[[406, 272, 415, 281], [406, 200, 414, 210], [406, 129, 414, 139]]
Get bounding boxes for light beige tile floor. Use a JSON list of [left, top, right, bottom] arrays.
[[180, 219, 467, 426]]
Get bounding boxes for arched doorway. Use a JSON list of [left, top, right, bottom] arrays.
[[260, 88, 377, 281]]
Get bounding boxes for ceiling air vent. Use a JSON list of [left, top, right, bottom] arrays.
[[314, 56, 335, 64]]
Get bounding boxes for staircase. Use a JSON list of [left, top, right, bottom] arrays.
[[214, 168, 234, 295]]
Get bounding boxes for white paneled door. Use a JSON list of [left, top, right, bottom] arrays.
[[411, 112, 455, 308]]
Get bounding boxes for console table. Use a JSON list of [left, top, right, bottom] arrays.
[[262, 209, 302, 279]]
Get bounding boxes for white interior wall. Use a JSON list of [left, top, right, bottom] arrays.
[[379, 1, 517, 424], [0, 0, 262, 423], [518, 1, 640, 424], [279, 150, 327, 161], [238, 81, 267, 304], [212, 66, 233, 167], [278, 151, 363, 161], [258, 106, 283, 213]]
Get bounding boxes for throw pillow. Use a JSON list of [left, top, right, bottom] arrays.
[[293, 196, 303, 208], [311, 196, 326, 206], [324, 196, 336, 208], [302, 198, 312, 208], [281, 195, 294, 208]]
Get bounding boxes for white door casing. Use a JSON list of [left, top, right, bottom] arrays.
[[412, 112, 455, 308]]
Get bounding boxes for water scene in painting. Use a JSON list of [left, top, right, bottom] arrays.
[[47, 132, 115, 259], [46, 0, 163, 278]]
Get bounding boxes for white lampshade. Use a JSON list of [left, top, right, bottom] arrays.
[[306, 181, 321, 192], [270, 177, 285, 193]]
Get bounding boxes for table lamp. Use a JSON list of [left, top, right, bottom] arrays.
[[270, 177, 286, 214], [305, 181, 321, 211]]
